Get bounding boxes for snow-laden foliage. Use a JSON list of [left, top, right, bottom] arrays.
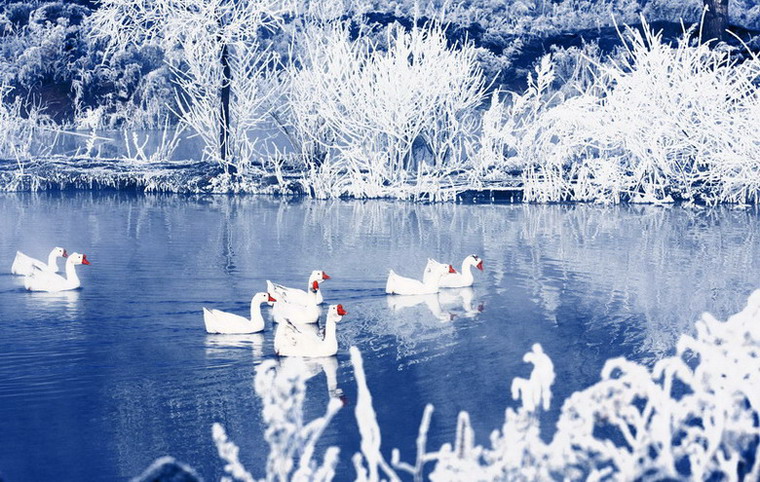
[[353, 0, 760, 35], [6, 3, 760, 201], [480, 19, 760, 205], [214, 290, 760, 480], [284, 20, 487, 200]]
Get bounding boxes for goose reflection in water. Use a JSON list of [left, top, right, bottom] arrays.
[[278, 356, 343, 399], [25, 289, 82, 317], [204, 333, 265, 359], [439, 287, 485, 318], [386, 287, 484, 322]]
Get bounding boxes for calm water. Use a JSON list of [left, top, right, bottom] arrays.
[[0, 192, 758, 481]]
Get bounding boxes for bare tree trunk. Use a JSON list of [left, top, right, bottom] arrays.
[[703, 0, 729, 43], [220, 41, 234, 175]]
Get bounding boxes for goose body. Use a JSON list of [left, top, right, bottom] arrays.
[[12, 247, 67, 276], [439, 255, 484, 288], [385, 259, 455, 295], [267, 270, 330, 306], [272, 299, 320, 324], [24, 253, 89, 292], [270, 280, 322, 324], [203, 292, 275, 334], [275, 304, 347, 357]]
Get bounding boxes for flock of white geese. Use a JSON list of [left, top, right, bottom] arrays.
[[11, 247, 483, 358]]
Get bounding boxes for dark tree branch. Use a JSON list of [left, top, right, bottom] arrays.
[[703, 0, 729, 43]]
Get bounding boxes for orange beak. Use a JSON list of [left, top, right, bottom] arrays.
[[62, 250, 68, 258], [81, 254, 90, 265], [448, 265, 456, 273], [476, 260, 484, 271], [322, 272, 331, 280], [337, 304, 347, 316], [268, 293, 277, 302]]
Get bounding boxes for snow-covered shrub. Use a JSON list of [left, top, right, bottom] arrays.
[[516, 18, 760, 204], [214, 290, 760, 480], [285, 19, 487, 199], [71, 43, 175, 130], [471, 55, 559, 184]]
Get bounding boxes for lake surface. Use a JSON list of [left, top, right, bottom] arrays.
[[0, 192, 758, 481]]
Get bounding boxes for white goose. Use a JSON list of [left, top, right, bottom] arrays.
[[439, 254, 484, 288], [271, 281, 321, 324], [267, 270, 330, 306], [275, 304, 347, 357], [386, 259, 455, 295], [12, 247, 68, 276], [24, 252, 90, 292], [203, 292, 276, 334]]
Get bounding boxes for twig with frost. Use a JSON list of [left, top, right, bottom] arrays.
[[391, 404, 436, 481], [510, 343, 555, 412], [212, 423, 256, 482], [349, 347, 401, 482]]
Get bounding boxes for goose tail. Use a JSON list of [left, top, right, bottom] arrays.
[[386, 269, 397, 294]]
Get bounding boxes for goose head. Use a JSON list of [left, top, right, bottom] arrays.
[[54, 247, 68, 258], [468, 254, 484, 271], [253, 292, 277, 304], [68, 253, 90, 265], [309, 270, 331, 284], [327, 304, 347, 322], [425, 260, 455, 279]]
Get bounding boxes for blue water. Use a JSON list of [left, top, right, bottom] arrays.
[[1, 192, 758, 481]]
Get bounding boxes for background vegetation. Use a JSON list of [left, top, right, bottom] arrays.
[[2, 0, 760, 202]]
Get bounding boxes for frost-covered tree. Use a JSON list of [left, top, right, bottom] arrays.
[[90, 0, 292, 175]]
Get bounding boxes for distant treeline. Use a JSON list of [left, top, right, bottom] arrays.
[[1, 0, 759, 127]]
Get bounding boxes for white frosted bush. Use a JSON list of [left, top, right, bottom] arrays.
[[285, 20, 487, 200], [0, 82, 56, 179], [515, 18, 760, 204], [428, 290, 760, 480]]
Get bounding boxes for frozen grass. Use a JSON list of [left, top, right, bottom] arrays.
[[0, 83, 56, 162], [212, 290, 760, 480]]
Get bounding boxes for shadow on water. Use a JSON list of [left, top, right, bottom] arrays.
[[0, 192, 759, 480]]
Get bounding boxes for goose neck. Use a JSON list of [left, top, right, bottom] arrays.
[[65, 260, 80, 286], [460, 261, 475, 283], [250, 299, 265, 325], [47, 250, 59, 270], [324, 315, 338, 341]]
